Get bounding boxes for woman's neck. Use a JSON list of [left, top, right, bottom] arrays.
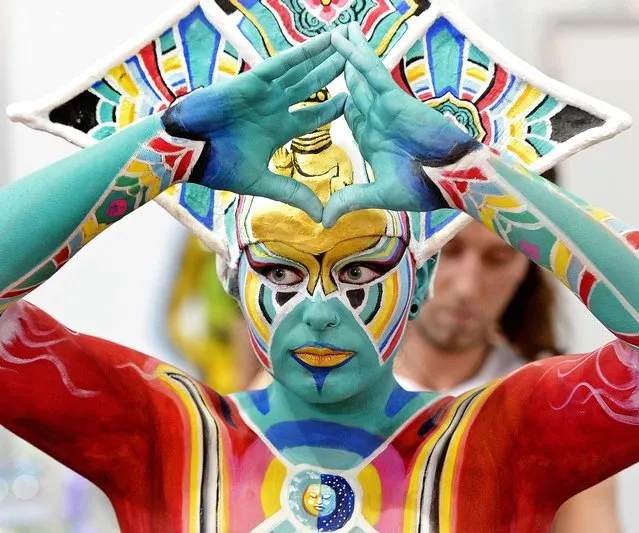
[[242, 365, 429, 438]]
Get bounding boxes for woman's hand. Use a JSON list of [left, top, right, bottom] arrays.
[[323, 23, 480, 227], [164, 30, 348, 222]]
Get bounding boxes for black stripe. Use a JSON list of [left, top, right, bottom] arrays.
[[259, 285, 273, 325], [168, 373, 219, 532], [364, 286, 383, 325], [415, 390, 485, 532]]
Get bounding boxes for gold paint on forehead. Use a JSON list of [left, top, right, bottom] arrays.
[[250, 205, 388, 257], [250, 88, 388, 258], [321, 236, 381, 294], [262, 241, 320, 294]]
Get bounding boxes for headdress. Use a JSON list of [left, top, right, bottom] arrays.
[[8, 0, 631, 288]]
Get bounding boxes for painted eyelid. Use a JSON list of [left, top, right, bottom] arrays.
[[261, 265, 307, 285], [336, 264, 386, 284], [332, 243, 408, 272]]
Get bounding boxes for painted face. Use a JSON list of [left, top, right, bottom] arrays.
[[302, 483, 337, 516], [237, 233, 416, 403]]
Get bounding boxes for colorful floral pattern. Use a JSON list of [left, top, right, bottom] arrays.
[[393, 17, 606, 170], [49, 6, 246, 143]]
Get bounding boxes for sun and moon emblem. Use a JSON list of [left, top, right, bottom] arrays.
[[289, 469, 357, 531]]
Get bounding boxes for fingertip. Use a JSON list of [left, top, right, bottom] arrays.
[[331, 29, 349, 45], [321, 210, 337, 228], [322, 207, 343, 228], [333, 92, 348, 106], [310, 207, 324, 224], [303, 195, 324, 223], [321, 193, 347, 228]]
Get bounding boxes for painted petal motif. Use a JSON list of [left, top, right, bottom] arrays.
[[9, 2, 247, 147], [7, 0, 632, 266], [304, 0, 354, 24], [200, 0, 431, 59], [390, 12, 630, 172]]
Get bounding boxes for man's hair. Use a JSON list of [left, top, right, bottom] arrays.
[[499, 264, 561, 361], [499, 168, 561, 361]]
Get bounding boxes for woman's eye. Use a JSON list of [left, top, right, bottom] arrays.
[[264, 267, 304, 286], [338, 264, 381, 285]]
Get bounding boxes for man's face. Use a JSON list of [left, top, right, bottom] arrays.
[[415, 221, 529, 352], [237, 235, 416, 403]]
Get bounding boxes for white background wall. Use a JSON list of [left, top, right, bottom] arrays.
[[4, 0, 193, 370], [3, 0, 639, 530]]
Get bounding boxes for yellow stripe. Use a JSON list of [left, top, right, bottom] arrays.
[[109, 65, 140, 97], [375, 4, 417, 57], [163, 56, 182, 72], [228, 0, 276, 56], [369, 272, 399, 341], [358, 465, 382, 525], [467, 67, 488, 82], [127, 160, 150, 175], [588, 207, 613, 222], [507, 139, 537, 165], [509, 119, 525, 140], [140, 171, 161, 198], [246, 271, 270, 341], [407, 64, 425, 83], [81, 216, 100, 245], [506, 86, 542, 120], [219, 55, 240, 76], [552, 241, 572, 284], [485, 194, 521, 210], [478, 207, 496, 234], [438, 381, 503, 533], [402, 393, 476, 532], [118, 99, 136, 129], [157, 367, 203, 533], [261, 458, 287, 516]]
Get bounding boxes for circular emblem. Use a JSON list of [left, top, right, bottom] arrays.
[[288, 470, 356, 531], [427, 92, 487, 142]]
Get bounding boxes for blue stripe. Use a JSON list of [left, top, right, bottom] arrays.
[[265, 421, 384, 457]]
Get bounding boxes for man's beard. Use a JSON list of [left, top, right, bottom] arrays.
[[415, 314, 488, 354]]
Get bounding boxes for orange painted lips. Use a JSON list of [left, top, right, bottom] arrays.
[[293, 346, 355, 368]]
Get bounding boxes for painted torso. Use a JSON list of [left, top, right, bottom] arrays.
[[122, 367, 530, 533], [4, 302, 639, 533]]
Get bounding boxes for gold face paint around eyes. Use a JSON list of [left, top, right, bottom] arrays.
[[320, 236, 382, 294], [262, 236, 381, 295], [260, 241, 321, 294], [246, 89, 396, 294]]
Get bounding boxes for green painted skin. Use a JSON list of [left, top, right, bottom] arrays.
[[0, 114, 166, 296], [0, 31, 346, 311], [1, 26, 638, 475], [323, 23, 639, 348]]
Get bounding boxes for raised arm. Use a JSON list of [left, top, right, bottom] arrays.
[[325, 24, 638, 348], [326, 23, 639, 514], [1, 32, 347, 315], [0, 32, 346, 494]]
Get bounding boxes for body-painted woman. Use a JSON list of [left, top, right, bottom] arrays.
[[0, 23, 638, 533]]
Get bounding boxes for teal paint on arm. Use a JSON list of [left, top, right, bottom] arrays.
[[0, 115, 205, 311]]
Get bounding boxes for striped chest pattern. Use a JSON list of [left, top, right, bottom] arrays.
[[159, 370, 499, 532]]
